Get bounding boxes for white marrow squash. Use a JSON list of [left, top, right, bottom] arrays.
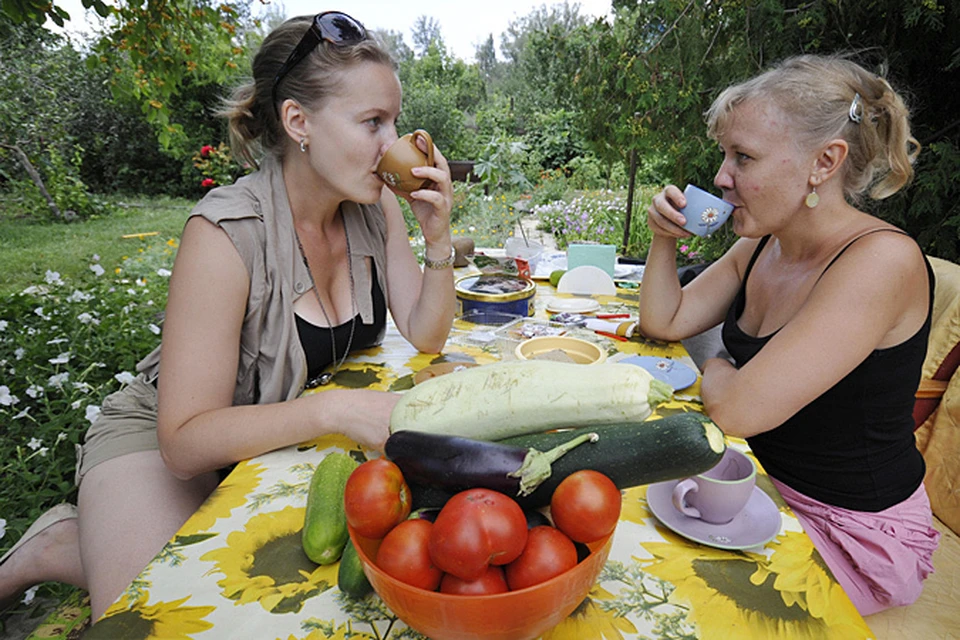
[[390, 360, 674, 440]]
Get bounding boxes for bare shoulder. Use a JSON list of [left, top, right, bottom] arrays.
[[832, 227, 926, 280]]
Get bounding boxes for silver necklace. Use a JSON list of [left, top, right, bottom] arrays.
[[295, 216, 357, 388]]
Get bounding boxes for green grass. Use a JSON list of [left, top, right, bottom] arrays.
[[0, 196, 193, 296]]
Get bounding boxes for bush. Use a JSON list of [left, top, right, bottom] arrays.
[[0, 238, 177, 583], [534, 189, 626, 250]]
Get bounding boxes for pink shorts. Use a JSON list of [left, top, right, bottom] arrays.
[[771, 478, 940, 616]]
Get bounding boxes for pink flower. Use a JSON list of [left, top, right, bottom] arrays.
[[200, 145, 214, 158], [201, 178, 215, 188]]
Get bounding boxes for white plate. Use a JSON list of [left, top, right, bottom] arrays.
[[545, 297, 601, 314], [557, 266, 617, 295]]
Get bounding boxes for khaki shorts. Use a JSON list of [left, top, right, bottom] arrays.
[[75, 373, 160, 486]]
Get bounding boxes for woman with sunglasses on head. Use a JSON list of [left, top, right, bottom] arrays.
[[640, 54, 939, 615], [0, 12, 455, 620]]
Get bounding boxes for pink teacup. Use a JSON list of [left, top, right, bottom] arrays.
[[671, 447, 756, 524]]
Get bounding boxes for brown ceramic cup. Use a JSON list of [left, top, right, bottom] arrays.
[[377, 130, 435, 193]]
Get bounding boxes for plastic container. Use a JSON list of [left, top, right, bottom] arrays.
[[455, 274, 536, 320], [348, 525, 613, 640], [504, 237, 544, 274]]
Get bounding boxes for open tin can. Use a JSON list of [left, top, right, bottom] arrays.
[[455, 273, 536, 320]]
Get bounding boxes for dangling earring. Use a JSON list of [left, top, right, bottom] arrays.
[[805, 187, 820, 208], [299, 137, 307, 153]]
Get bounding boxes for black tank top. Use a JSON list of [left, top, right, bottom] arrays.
[[722, 231, 934, 511], [296, 262, 387, 381]]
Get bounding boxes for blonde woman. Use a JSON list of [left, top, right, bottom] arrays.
[[642, 54, 939, 615]]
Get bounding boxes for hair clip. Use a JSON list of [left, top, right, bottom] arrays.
[[848, 93, 863, 124]]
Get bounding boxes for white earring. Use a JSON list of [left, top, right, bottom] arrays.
[[299, 137, 307, 153], [805, 187, 819, 208]]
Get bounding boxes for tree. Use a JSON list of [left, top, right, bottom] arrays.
[[551, 0, 960, 258], [411, 15, 443, 58], [373, 28, 414, 64]]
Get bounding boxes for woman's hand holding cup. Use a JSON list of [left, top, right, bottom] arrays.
[[378, 129, 453, 248]]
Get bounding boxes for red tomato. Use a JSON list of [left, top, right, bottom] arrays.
[[344, 459, 412, 539], [429, 488, 528, 582], [505, 525, 578, 590], [375, 519, 442, 591], [439, 565, 509, 595], [550, 469, 621, 543]]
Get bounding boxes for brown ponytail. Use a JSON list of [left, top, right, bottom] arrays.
[[217, 16, 396, 170]]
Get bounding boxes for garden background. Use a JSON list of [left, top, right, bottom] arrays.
[[2, 0, 959, 634]]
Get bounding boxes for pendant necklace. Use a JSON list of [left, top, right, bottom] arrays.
[[295, 215, 357, 388]]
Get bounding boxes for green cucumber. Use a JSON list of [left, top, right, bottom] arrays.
[[498, 412, 726, 508], [338, 538, 372, 598], [302, 452, 359, 565]]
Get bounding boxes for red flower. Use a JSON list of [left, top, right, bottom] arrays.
[[200, 145, 214, 158], [201, 178, 216, 188]]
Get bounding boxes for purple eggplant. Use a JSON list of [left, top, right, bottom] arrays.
[[385, 430, 598, 499]]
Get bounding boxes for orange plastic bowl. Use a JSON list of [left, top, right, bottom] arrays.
[[348, 525, 613, 640]]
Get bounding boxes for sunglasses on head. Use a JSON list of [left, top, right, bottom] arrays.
[[272, 11, 368, 116]]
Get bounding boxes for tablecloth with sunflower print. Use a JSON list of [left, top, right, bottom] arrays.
[[83, 280, 875, 639]]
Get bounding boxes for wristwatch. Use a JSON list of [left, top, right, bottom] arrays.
[[424, 245, 456, 270]]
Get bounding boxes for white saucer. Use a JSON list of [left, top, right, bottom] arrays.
[[545, 297, 601, 314], [647, 480, 782, 550]]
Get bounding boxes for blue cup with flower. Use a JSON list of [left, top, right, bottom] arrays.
[[679, 184, 734, 237]]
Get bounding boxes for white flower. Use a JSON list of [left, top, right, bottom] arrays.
[[68, 289, 93, 303], [22, 285, 44, 295], [72, 382, 93, 392], [71, 400, 82, 410], [0, 386, 18, 406], [148, 323, 161, 335], [33, 307, 50, 320], [48, 372, 70, 388], [44, 270, 63, 285], [56, 432, 68, 443], [48, 352, 71, 365], [0, 517, 6, 541], [14, 347, 25, 360], [92, 254, 100, 262], [37, 447, 48, 457], [46, 338, 68, 345], [157, 268, 172, 277], [136, 278, 147, 287], [85, 404, 101, 424], [77, 312, 99, 325], [22, 586, 38, 605], [25, 384, 43, 399], [13, 408, 31, 419], [89, 264, 105, 277], [114, 371, 135, 385], [0, 320, 7, 331], [28, 437, 42, 450]]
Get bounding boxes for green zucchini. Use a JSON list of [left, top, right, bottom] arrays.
[[498, 413, 726, 508], [390, 360, 673, 440], [302, 452, 359, 565], [338, 538, 372, 599]]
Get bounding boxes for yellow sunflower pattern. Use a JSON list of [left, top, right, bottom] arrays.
[[91, 286, 875, 639], [89, 593, 214, 639], [200, 506, 338, 613]]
